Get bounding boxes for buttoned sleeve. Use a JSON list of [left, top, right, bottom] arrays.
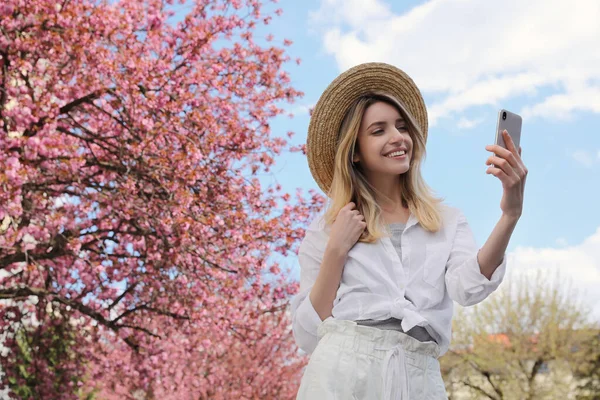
[[445, 210, 507, 306], [289, 217, 327, 354]]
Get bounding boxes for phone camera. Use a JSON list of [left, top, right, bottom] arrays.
[[502, 112, 507, 120]]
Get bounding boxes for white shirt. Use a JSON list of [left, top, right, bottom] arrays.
[[290, 204, 507, 356]]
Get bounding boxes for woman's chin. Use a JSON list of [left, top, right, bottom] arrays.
[[376, 168, 410, 178], [392, 166, 410, 175]]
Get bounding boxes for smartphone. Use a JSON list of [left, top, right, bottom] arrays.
[[495, 109, 522, 150]]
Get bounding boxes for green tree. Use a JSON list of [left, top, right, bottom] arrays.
[[4, 300, 95, 400], [575, 332, 600, 400], [442, 272, 598, 400]]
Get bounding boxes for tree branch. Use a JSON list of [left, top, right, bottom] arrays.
[[0, 243, 68, 269], [0, 285, 180, 353], [23, 89, 108, 137], [113, 304, 190, 323], [461, 380, 498, 400], [107, 282, 139, 311]]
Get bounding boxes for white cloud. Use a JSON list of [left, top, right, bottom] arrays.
[[289, 103, 314, 116], [521, 84, 600, 120], [310, 0, 391, 28], [457, 117, 483, 129], [571, 149, 599, 168], [507, 226, 600, 322], [310, 0, 600, 126]]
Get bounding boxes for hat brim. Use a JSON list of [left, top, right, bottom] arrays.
[[307, 62, 428, 195]]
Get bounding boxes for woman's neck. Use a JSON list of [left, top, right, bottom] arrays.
[[380, 203, 410, 224]]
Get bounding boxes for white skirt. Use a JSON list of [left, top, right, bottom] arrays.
[[296, 318, 448, 400]]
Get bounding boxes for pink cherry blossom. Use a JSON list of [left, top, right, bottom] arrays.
[[0, 0, 325, 398]]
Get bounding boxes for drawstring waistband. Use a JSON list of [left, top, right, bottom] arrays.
[[316, 318, 442, 400], [375, 343, 409, 400]]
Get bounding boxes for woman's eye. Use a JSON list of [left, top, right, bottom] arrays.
[[396, 126, 407, 131], [373, 130, 383, 135]]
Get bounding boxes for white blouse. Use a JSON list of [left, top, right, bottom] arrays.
[[290, 204, 507, 356]]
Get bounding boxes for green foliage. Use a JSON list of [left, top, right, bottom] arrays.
[[5, 305, 90, 400], [442, 271, 598, 400], [575, 333, 600, 400]]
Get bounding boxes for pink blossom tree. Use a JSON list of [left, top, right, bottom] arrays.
[[0, 0, 322, 398]]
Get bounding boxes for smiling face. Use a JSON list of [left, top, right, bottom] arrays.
[[352, 101, 414, 179]]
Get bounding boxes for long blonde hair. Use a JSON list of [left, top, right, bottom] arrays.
[[324, 92, 443, 243]]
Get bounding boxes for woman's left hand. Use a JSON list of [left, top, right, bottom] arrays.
[[485, 130, 528, 220]]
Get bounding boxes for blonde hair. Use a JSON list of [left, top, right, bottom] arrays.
[[324, 92, 443, 243]]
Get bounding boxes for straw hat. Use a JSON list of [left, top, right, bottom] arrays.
[[307, 62, 428, 195]]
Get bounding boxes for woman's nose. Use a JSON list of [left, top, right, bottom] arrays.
[[389, 130, 405, 144]]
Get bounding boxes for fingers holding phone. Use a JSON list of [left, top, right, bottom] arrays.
[[485, 110, 528, 218], [486, 109, 527, 179], [486, 130, 527, 181]]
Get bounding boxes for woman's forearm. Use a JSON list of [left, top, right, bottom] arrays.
[[309, 244, 348, 321], [477, 213, 520, 280]]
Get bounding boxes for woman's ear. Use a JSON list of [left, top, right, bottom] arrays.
[[352, 151, 360, 163]]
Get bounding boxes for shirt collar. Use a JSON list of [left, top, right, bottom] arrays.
[[405, 212, 419, 230]]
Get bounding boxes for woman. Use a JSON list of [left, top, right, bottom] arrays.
[[290, 63, 527, 399]]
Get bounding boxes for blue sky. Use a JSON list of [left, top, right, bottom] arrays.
[[260, 0, 600, 319]]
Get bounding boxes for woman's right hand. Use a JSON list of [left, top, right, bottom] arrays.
[[328, 202, 367, 254]]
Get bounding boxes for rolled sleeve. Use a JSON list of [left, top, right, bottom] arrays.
[[445, 211, 507, 307], [290, 219, 327, 354], [290, 289, 323, 354]]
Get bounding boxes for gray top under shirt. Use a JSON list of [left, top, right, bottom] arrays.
[[355, 222, 436, 343]]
